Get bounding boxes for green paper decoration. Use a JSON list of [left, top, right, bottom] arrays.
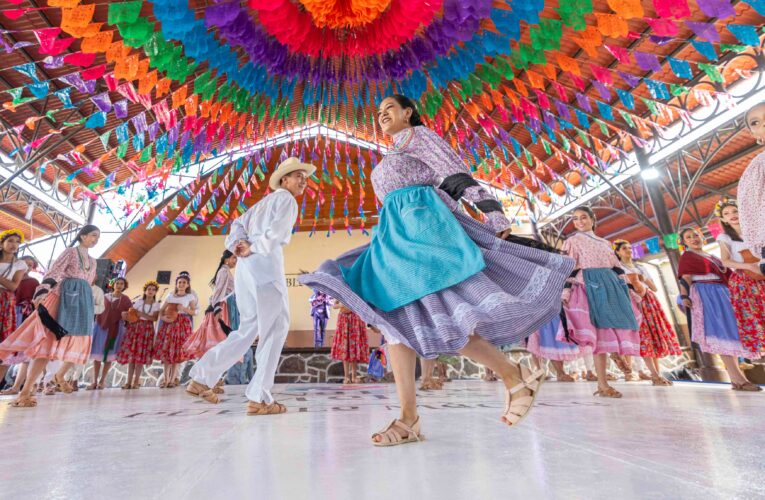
[[662, 233, 680, 250], [107, 1, 142, 25]]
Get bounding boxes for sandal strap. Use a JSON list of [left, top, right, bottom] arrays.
[[372, 419, 421, 445]]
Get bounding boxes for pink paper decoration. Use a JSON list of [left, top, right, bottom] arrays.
[[707, 220, 724, 239], [653, 0, 691, 19]]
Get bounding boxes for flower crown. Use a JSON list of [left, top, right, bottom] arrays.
[[143, 280, 159, 291], [612, 238, 630, 250], [714, 197, 736, 218], [0, 228, 24, 244]]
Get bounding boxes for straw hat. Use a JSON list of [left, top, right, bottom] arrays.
[[269, 157, 317, 190]]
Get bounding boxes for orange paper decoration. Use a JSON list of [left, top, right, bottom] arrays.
[[48, 0, 81, 7], [573, 25, 602, 57], [595, 13, 629, 38], [556, 53, 581, 76], [155, 77, 172, 98], [82, 31, 113, 53], [606, 0, 644, 19], [298, 0, 391, 29]]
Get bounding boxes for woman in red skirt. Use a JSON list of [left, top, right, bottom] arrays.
[[715, 198, 765, 357], [331, 302, 370, 384], [0, 229, 28, 388], [614, 240, 681, 386], [155, 273, 197, 388], [117, 281, 161, 389]]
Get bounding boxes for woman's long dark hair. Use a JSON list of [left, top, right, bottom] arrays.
[[391, 95, 424, 127], [717, 200, 743, 242], [70, 224, 100, 247], [613, 240, 630, 262], [210, 250, 234, 287]]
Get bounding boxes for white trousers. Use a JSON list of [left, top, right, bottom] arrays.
[[190, 258, 290, 403]]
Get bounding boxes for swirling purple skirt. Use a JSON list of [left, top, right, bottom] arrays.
[[299, 212, 575, 358]]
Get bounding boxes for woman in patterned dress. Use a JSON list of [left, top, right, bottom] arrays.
[[117, 281, 161, 389], [184, 251, 236, 361], [714, 199, 765, 358], [1, 256, 40, 395], [300, 95, 574, 445], [614, 239, 681, 386], [0, 225, 99, 407], [155, 273, 197, 388], [88, 277, 132, 390], [677, 228, 761, 391], [331, 302, 370, 384], [738, 102, 765, 276], [0, 230, 28, 389], [527, 314, 580, 382], [560, 208, 641, 399]]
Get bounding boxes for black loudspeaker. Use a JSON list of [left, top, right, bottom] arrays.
[[156, 271, 171, 285], [94, 259, 113, 291]]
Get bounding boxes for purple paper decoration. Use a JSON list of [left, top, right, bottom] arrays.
[[593, 81, 612, 101], [619, 71, 641, 88], [91, 92, 112, 113], [576, 92, 592, 112], [114, 100, 129, 119], [634, 52, 662, 72], [685, 21, 721, 42], [696, 0, 736, 19]]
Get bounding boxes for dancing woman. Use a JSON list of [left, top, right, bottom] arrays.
[[560, 208, 641, 399], [299, 95, 574, 445], [715, 198, 765, 356], [155, 273, 197, 388], [0, 225, 99, 407], [677, 228, 761, 391], [116, 281, 161, 389], [184, 251, 237, 362], [614, 240, 681, 385], [89, 277, 132, 390], [1, 256, 39, 395], [0, 230, 28, 387], [527, 314, 580, 382]]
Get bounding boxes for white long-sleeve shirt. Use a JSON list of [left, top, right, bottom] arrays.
[[225, 188, 298, 285]]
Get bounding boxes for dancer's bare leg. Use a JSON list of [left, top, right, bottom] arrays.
[[1, 362, 28, 394], [88, 361, 101, 390], [19, 358, 48, 397], [98, 361, 112, 388], [721, 355, 751, 385], [372, 343, 417, 443], [458, 336, 530, 397]]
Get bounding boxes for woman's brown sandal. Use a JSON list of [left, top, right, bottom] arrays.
[[593, 386, 623, 398], [501, 363, 545, 427], [419, 378, 444, 391], [212, 379, 225, 394], [9, 394, 37, 407], [651, 376, 673, 386], [185, 380, 220, 403], [44, 382, 57, 396], [246, 401, 287, 416], [54, 374, 73, 394], [557, 373, 576, 382], [732, 381, 763, 392], [0, 388, 20, 395], [372, 416, 423, 447]]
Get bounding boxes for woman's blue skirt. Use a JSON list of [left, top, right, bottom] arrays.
[[57, 278, 94, 336], [340, 186, 485, 312], [226, 294, 240, 331]]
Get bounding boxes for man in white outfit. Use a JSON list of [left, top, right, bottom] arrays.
[[187, 157, 315, 415]]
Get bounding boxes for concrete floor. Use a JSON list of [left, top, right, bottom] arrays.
[[0, 380, 762, 500]]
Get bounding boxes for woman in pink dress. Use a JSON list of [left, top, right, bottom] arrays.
[[184, 251, 236, 361], [0, 225, 99, 407], [560, 208, 641, 398], [155, 273, 197, 388]]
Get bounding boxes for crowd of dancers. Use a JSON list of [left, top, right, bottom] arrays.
[[1, 96, 764, 446]]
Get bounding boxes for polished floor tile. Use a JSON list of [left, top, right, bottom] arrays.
[[0, 380, 762, 500]]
